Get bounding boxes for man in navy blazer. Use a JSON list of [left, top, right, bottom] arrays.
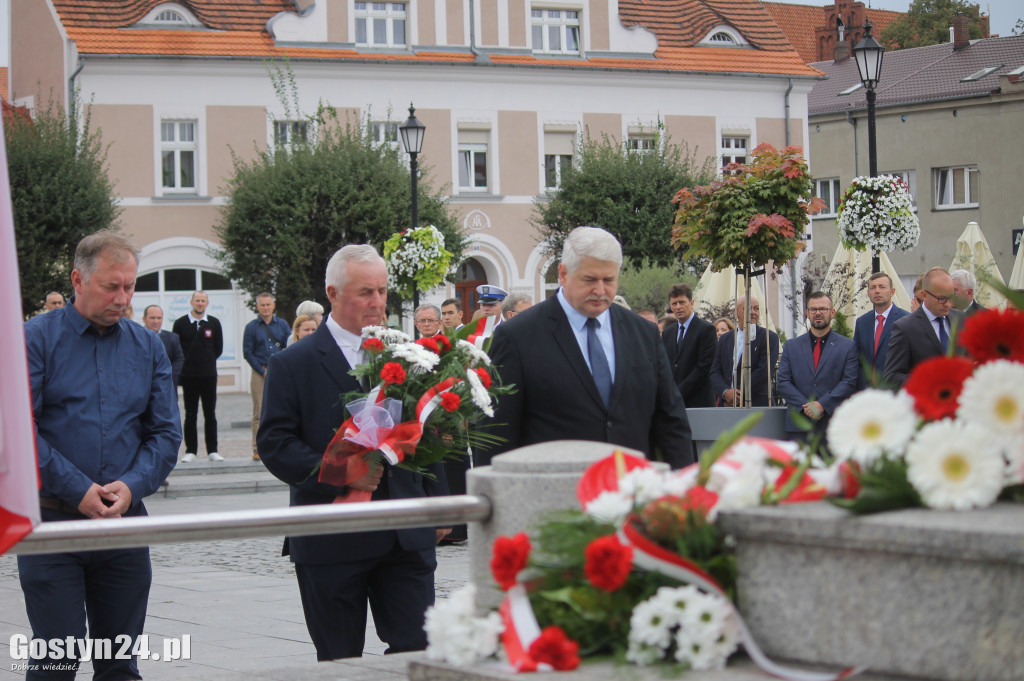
[[777, 292, 859, 436], [884, 267, 965, 388], [852, 272, 908, 390], [710, 296, 780, 407], [482, 227, 693, 469], [257, 245, 449, 660], [662, 283, 717, 408]]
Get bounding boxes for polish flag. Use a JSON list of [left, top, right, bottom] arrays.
[[0, 115, 41, 555]]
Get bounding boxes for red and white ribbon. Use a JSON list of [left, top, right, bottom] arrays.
[[466, 315, 497, 349], [498, 585, 544, 672]]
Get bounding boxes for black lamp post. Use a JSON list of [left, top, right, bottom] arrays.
[[853, 21, 885, 273], [399, 103, 426, 310]]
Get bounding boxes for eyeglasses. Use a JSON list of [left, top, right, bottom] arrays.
[[807, 307, 831, 314], [922, 290, 951, 305], [416, 318, 439, 324]]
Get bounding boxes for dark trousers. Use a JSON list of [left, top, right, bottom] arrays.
[[294, 541, 436, 660], [442, 455, 469, 540], [181, 375, 218, 453], [18, 535, 151, 681]]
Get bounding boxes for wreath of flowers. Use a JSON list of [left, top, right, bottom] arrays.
[[836, 175, 920, 253], [383, 225, 454, 299]]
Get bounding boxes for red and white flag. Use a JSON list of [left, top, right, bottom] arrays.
[[0, 114, 41, 555]]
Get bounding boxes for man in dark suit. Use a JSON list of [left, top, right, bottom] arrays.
[[142, 304, 183, 389], [950, 268, 987, 316], [482, 226, 693, 469], [710, 295, 780, 407], [884, 267, 965, 388], [172, 291, 224, 461], [257, 244, 449, 661], [662, 283, 716, 408], [852, 272, 908, 390], [777, 292, 859, 436]]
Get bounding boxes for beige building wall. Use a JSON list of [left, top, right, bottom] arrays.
[[326, 0, 349, 44], [497, 110, 538, 197], [207, 105, 268, 192], [480, 0, 499, 46], [419, 0, 437, 45], [588, 0, 610, 52], [582, 112, 621, 142], [90, 104, 154, 198], [664, 114, 716, 168], [508, 0, 526, 47], [419, 108, 452, 189], [446, 0, 464, 46], [756, 116, 804, 150], [11, 0, 65, 106], [122, 204, 223, 246]]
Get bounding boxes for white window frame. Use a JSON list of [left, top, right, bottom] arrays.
[[459, 144, 489, 192], [934, 165, 979, 209], [354, 2, 408, 47], [160, 120, 197, 194], [883, 170, 918, 209], [720, 135, 748, 170], [368, 120, 399, 148], [273, 120, 309, 149], [531, 8, 581, 55], [813, 178, 842, 217], [544, 154, 572, 191], [627, 133, 657, 155]]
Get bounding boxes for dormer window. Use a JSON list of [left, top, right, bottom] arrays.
[[698, 25, 748, 48], [135, 3, 201, 29], [155, 10, 186, 24]]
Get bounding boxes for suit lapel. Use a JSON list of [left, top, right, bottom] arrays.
[[545, 297, 606, 412], [314, 325, 357, 393], [913, 309, 943, 354]]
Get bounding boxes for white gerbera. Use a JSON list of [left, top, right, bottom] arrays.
[[957, 360, 1024, 445], [464, 369, 494, 417], [424, 584, 503, 666], [905, 420, 1006, 511], [583, 489, 634, 525], [827, 389, 917, 465]]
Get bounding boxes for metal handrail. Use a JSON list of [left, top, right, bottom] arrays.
[[10, 494, 492, 556]]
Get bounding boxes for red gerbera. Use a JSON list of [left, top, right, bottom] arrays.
[[361, 338, 385, 353], [380, 361, 406, 386], [416, 336, 441, 354], [490, 532, 531, 590], [583, 535, 633, 591], [528, 626, 580, 671], [958, 308, 1024, 363], [440, 392, 461, 412], [475, 367, 492, 388], [904, 355, 975, 420]]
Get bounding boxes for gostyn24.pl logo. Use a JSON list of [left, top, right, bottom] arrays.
[[9, 635, 191, 663]]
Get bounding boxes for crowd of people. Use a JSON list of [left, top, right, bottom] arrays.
[[21, 226, 992, 677]]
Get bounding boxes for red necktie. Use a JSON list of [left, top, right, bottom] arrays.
[[873, 314, 885, 360], [813, 336, 822, 370]]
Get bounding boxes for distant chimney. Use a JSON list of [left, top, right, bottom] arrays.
[[953, 13, 970, 50], [834, 41, 851, 62]]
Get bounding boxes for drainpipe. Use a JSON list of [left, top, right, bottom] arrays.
[[468, 0, 490, 63], [846, 111, 859, 176], [784, 78, 793, 146], [68, 56, 85, 120]]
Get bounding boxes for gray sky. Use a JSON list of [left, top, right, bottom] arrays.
[[767, 1, 1020, 38]]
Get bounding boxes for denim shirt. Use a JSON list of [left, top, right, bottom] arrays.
[[243, 316, 291, 376], [24, 300, 182, 508]]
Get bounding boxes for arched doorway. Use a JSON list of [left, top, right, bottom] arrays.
[[454, 258, 487, 324]]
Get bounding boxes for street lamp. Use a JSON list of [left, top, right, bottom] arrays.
[[399, 103, 426, 310], [853, 21, 885, 273]]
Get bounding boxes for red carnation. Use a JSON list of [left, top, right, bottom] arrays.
[[380, 361, 406, 386], [528, 626, 580, 671], [361, 338, 385, 354], [958, 308, 1024, 363], [416, 336, 441, 354], [435, 335, 452, 352], [490, 533, 531, 590], [682, 486, 719, 515], [583, 535, 633, 591], [440, 392, 461, 412], [475, 367, 493, 388], [904, 355, 975, 420]]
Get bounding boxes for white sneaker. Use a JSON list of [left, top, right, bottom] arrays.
[[180, 453, 196, 463], [208, 452, 225, 462]]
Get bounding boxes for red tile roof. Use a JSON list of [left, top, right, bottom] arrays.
[[762, 2, 904, 63], [51, 0, 293, 32], [620, 0, 795, 51]]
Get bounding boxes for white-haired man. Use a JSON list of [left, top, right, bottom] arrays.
[[481, 226, 693, 469], [950, 268, 986, 316], [257, 244, 449, 660]]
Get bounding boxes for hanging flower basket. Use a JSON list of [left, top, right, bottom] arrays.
[[836, 175, 920, 253], [383, 224, 454, 300]]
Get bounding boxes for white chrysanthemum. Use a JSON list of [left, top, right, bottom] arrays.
[[424, 585, 504, 666], [827, 389, 917, 465], [905, 420, 1006, 511], [362, 325, 412, 344], [392, 342, 441, 372], [628, 597, 677, 649], [713, 466, 765, 517], [618, 467, 670, 506], [464, 369, 495, 417], [957, 360, 1024, 445], [583, 489, 634, 525], [661, 470, 696, 499], [674, 589, 739, 671], [456, 339, 492, 367]]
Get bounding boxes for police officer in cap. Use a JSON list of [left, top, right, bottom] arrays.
[[476, 284, 508, 324]]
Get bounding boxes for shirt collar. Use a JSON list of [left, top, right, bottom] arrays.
[[876, 303, 894, 319], [557, 288, 611, 331], [922, 305, 944, 323], [325, 315, 363, 351], [64, 295, 123, 337], [190, 311, 209, 323]]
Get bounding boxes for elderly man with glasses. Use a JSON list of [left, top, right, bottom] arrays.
[[414, 304, 443, 337], [883, 267, 965, 388]]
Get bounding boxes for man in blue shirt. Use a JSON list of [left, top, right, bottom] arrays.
[[243, 292, 291, 461], [19, 231, 181, 680]]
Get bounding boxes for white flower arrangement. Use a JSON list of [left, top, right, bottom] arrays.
[[455, 339, 492, 367], [626, 585, 739, 669], [362, 325, 412, 344], [905, 420, 1005, 511], [826, 390, 917, 466], [836, 175, 920, 253], [465, 368, 495, 418], [424, 584, 504, 666], [383, 225, 455, 299], [391, 341, 441, 373]]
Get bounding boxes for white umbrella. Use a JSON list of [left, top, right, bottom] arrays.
[[692, 264, 775, 331], [822, 244, 912, 321], [1008, 240, 1024, 291], [950, 221, 1006, 308]]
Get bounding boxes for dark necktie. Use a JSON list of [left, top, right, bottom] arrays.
[[586, 317, 612, 408], [813, 336, 822, 370], [873, 314, 884, 359], [936, 316, 949, 352], [677, 322, 685, 345]]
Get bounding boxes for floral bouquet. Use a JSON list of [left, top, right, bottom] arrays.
[[826, 306, 1024, 514], [316, 324, 512, 502], [425, 419, 863, 679], [836, 175, 920, 253], [383, 225, 455, 300]]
